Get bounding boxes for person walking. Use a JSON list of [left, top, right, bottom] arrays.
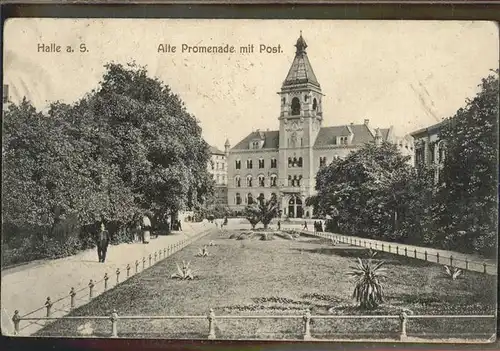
[[303, 221, 308, 231], [277, 220, 281, 231], [142, 214, 151, 244], [96, 222, 110, 263]]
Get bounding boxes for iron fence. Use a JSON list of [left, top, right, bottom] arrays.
[[308, 231, 496, 275], [11, 308, 496, 341]]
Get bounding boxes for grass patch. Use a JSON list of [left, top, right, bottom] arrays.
[[35, 230, 496, 340]]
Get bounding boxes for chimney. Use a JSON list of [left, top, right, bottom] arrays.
[[364, 119, 369, 125]]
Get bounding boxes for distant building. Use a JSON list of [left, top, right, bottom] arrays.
[[411, 120, 448, 184], [208, 144, 229, 205], [226, 33, 413, 218]]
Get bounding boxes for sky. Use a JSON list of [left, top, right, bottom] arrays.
[[4, 19, 499, 150]]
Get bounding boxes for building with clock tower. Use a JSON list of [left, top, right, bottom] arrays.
[[226, 33, 414, 218]]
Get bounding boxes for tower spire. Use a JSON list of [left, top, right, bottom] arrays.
[[282, 32, 319, 88]]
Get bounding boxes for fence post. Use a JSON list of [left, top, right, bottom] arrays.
[[135, 260, 139, 273], [436, 252, 440, 263], [424, 251, 428, 261], [89, 280, 94, 300], [375, 243, 378, 249], [207, 308, 216, 339], [388, 244, 391, 253], [483, 263, 487, 274], [45, 297, 52, 317], [126, 264, 131, 278], [449, 255, 453, 267], [414, 249, 417, 259], [149, 254, 152, 267], [399, 311, 408, 341], [163, 248, 166, 257], [396, 246, 399, 255], [154, 251, 158, 262], [143, 257, 146, 270], [12, 310, 20, 335], [110, 309, 118, 338], [70, 287, 76, 310], [168, 246, 171, 256], [303, 308, 312, 340], [116, 268, 120, 284], [404, 247, 407, 257], [104, 273, 109, 291]]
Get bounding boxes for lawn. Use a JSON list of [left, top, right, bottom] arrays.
[[35, 229, 496, 341]]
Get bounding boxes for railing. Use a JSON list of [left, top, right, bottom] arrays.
[[308, 231, 496, 275], [10, 226, 213, 335], [12, 308, 495, 341]]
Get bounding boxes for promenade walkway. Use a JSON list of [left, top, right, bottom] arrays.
[[1, 221, 214, 336], [306, 230, 497, 276]]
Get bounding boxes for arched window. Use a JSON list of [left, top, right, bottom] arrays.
[[246, 159, 253, 169], [270, 158, 277, 168], [246, 175, 253, 187], [258, 193, 265, 205], [298, 157, 303, 167], [291, 97, 301, 115], [313, 98, 317, 110], [282, 97, 286, 105], [298, 175, 303, 186], [235, 159, 241, 169], [288, 175, 292, 186], [288, 157, 293, 168], [270, 174, 277, 187], [292, 157, 298, 167], [319, 157, 326, 167], [252, 141, 260, 149], [235, 193, 242, 205], [235, 175, 241, 188], [258, 158, 265, 168], [247, 193, 254, 205], [258, 174, 265, 187], [292, 175, 298, 187]]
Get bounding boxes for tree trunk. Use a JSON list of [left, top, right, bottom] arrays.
[[263, 223, 268, 229]]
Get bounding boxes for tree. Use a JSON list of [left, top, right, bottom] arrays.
[[315, 142, 433, 243], [257, 196, 279, 229], [433, 70, 498, 256], [244, 204, 260, 230]]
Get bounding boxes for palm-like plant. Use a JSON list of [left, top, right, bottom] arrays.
[[348, 258, 387, 309], [171, 261, 195, 280], [443, 265, 463, 280], [195, 246, 209, 257], [366, 248, 377, 259]]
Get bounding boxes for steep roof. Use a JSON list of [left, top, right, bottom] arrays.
[[282, 33, 320, 88], [231, 130, 280, 150], [314, 123, 390, 148], [209, 145, 225, 155]]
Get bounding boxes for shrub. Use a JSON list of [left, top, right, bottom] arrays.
[[348, 258, 387, 310], [171, 261, 195, 280]]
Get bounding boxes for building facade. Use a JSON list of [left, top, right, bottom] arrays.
[[208, 145, 229, 205], [226, 33, 414, 218], [411, 120, 447, 185]]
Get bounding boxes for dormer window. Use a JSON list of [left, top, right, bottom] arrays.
[[339, 136, 348, 145], [291, 97, 301, 116], [251, 140, 260, 149]]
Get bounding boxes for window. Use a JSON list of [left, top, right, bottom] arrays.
[[258, 193, 265, 205], [340, 136, 348, 145], [415, 147, 425, 166], [270, 158, 277, 168], [258, 159, 265, 169], [235, 175, 241, 187], [288, 175, 292, 186], [211, 161, 215, 170], [270, 174, 277, 187], [246, 159, 253, 169], [252, 141, 260, 149], [217, 175, 220, 183], [313, 98, 317, 110], [247, 193, 254, 205], [246, 175, 253, 187], [282, 97, 286, 105], [235, 160, 241, 169], [298, 157, 303, 167], [319, 157, 327, 167], [258, 175, 265, 187], [291, 97, 301, 116], [271, 193, 277, 202], [298, 175, 303, 186], [288, 157, 292, 168], [236, 193, 242, 205]]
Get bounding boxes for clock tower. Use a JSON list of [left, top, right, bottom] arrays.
[[278, 32, 323, 218]]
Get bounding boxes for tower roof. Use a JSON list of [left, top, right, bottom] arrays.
[[282, 32, 320, 89]]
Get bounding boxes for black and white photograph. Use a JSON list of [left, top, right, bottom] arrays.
[[1, 18, 498, 342]]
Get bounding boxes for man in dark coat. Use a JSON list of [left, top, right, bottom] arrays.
[[96, 222, 110, 263]]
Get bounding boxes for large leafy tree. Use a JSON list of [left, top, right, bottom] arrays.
[[3, 63, 213, 247], [433, 70, 498, 256], [315, 142, 434, 243]]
